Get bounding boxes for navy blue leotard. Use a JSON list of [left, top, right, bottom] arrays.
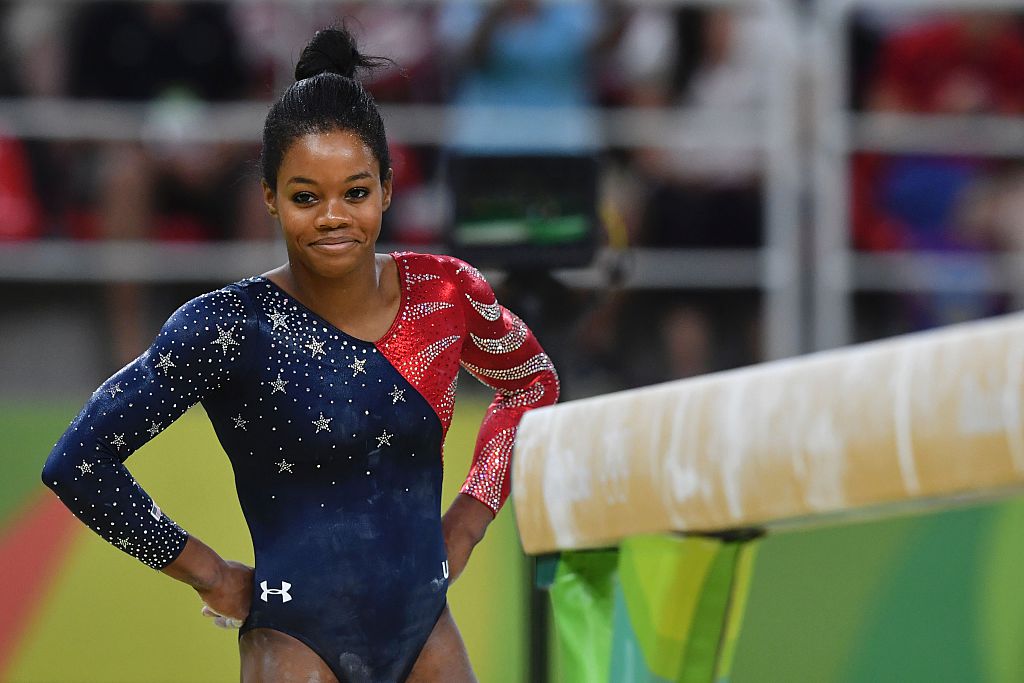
[[42, 252, 559, 682]]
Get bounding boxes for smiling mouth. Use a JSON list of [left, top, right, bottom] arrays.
[[309, 236, 359, 247]]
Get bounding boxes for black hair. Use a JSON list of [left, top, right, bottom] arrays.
[[261, 27, 392, 189]]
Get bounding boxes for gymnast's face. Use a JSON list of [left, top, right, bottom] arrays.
[[263, 129, 392, 278]]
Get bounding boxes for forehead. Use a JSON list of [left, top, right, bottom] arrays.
[[281, 130, 378, 177]]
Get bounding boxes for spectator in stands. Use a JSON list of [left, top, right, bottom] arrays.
[[867, 15, 1024, 114], [582, 7, 772, 388], [853, 13, 1024, 328], [662, 305, 712, 380], [0, 134, 43, 240], [437, 0, 620, 154], [61, 2, 261, 364], [854, 13, 1024, 252], [0, 3, 64, 239], [67, 1, 254, 243], [620, 7, 773, 248]]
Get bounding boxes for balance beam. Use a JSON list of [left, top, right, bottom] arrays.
[[512, 314, 1024, 554]]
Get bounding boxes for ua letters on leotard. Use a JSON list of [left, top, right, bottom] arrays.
[[42, 251, 559, 683]]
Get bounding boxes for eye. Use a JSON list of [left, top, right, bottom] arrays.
[[291, 191, 317, 205], [346, 187, 370, 200]]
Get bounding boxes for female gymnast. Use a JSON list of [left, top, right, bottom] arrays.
[[41, 27, 558, 683]]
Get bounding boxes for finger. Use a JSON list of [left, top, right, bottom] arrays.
[[202, 605, 219, 618], [214, 616, 244, 629]]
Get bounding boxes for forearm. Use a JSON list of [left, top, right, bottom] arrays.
[[161, 535, 227, 591], [43, 426, 189, 569], [442, 494, 494, 582], [443, 493, 493, 546], [458, 370, 558, 512]]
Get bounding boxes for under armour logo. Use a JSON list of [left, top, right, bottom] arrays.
[[441, 561, 449, 580], [260, 580, 292, 603]]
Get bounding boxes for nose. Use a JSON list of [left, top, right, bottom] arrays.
[[318, 197, 351, 230]]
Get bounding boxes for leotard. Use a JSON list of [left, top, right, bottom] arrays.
[[41, 251, 559, 682]]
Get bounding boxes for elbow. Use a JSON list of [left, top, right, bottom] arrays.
[[41, 447, 76, 498], [543, 367, 561, 405]]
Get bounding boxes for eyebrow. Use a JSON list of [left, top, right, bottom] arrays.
[[286, 172, 373, 185]]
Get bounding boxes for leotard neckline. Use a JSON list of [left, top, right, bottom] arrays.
[[255, 252, 408, 346]]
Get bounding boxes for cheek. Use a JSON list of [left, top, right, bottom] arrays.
[[276, 210, 310, 243], [358, 203, 384, 225]]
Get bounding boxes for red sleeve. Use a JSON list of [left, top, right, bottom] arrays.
[[442, 257, 560, 515]]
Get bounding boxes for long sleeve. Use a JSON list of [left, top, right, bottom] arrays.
[[444, 258, 560, 514], [41, 286, 256, 569]]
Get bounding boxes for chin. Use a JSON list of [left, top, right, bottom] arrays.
[[302, 245, 374, 279]]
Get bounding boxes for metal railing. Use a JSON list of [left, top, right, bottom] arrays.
[[0, 0, 807, 363], [4, 0, 1021, 357]]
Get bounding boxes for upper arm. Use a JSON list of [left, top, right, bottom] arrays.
[[40, 286, 256, 568], [45, 287, 255, 471], [440, 255, 558, 396]]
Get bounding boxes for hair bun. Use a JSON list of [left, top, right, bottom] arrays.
[[294, 27, 379, 81]]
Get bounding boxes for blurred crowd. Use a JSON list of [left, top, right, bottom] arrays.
[[0, 0, 781, 248], [0, 1, 1022, 396], [850, 11, 1024, 335]]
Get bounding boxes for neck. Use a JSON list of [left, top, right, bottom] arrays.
[[282, 254, 383, 324]]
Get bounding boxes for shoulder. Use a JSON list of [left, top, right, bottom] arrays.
[[167, 283, 254, 326], [155, 283, 258, 362], [393, 251, 492, 295], [399, 251, 489, 286]]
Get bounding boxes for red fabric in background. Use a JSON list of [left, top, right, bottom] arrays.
[[0, 136, 42, 240], [873, 20, 1024, 114]]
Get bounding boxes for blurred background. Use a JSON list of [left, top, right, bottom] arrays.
[[3, 0, 1024, 681]]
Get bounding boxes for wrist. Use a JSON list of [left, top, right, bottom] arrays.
[[192, 556, 226, 595], [162, 535, 227, 593], [443, 493, 493, 547]]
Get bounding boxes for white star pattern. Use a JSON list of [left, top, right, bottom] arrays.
[[270, 373, 289, 394], [155, 351, 176, 375], [211, 324, 240, 355], [268, 310, 290, 331], [44, 256, 554, 575], [313, 413, 332, 433], [305, 337, 326, 359]]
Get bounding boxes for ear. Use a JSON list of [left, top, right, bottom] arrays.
[[381, 168, 394, 213], [262, 180, 279, 217]]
